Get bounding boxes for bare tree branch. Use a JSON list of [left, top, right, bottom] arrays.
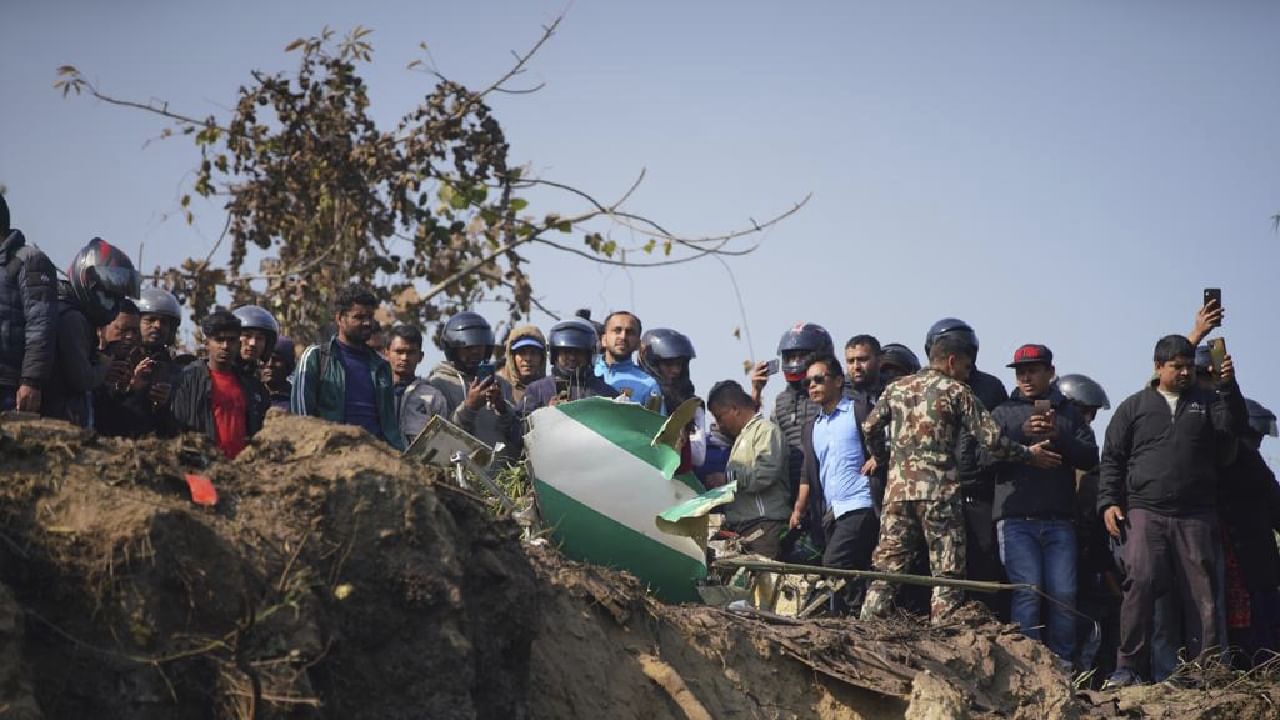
[[494, 277, 561, 320], [533, 236, 761, 268], [55, 69, 228, 133], [518, 175, 812, 250], [474, 14, 562, 101]]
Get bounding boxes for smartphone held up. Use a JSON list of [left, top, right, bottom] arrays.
[[1202, 287, 1223, 330]]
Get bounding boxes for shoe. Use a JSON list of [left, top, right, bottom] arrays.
[[1101, 668, 1144, 690]]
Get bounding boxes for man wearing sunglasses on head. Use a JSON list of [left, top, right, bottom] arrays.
[[43, 238, 140, 427]]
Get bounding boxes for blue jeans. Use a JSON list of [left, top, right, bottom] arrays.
[[998, 518, 1078, 661]]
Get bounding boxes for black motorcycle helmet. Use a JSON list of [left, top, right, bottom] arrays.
[[923, 317, 979, 360], [776, 322, 834, 383], [67, 237, 140, 327], [879, 343, 922, 382], [548, 318, 598, 382], [1056, 374, 1111, 411], [641, 328, 697, 410], [639, 328, 696, 374], [440, 311, 495, 365]]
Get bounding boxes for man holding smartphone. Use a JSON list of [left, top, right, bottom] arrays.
[[427, 310, 521, 465], [1097, 335, 1244, 688], [92, 287, 186, 438], [991, 344, 1099, 668]]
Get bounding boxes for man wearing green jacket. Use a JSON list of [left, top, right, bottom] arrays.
[[291, 285, 403, 450], [707, 380, 797, 559]]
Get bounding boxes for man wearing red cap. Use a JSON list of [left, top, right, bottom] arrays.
[[991, 344, 1099, 668]]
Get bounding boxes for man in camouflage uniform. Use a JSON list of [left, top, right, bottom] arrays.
[[859, 333, 1060, 623]]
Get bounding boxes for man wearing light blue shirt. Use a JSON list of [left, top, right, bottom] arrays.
[[595, 310, 664, 412], [800, 354, 880, 614]]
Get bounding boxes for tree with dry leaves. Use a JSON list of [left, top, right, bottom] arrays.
[[55, 18, 806, 346]]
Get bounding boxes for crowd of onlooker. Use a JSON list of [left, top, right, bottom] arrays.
[[3, 190, 1277, 688]]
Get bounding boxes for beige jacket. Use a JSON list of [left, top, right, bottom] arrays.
[[723, 415, 792, 524]]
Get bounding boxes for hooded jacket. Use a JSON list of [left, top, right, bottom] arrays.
[[427, 361, 522, 464], [991, 387, 1099, 521], [1097, 380, 1243, 517], [496, 324, 546, 406], [0, 230, 57, 388], [290, 336, 403, 450]]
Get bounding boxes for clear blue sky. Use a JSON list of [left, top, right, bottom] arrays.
[[3, 1, 1278, 453]]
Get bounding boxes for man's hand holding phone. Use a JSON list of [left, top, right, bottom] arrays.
[[465, 375, 494, 410], [1022, 400, 1057, 439], [1191, 288, 1224, 344], [749, 360, 778, 407], [485, 380, 509, 414]]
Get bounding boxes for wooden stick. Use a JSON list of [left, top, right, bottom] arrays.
[[636, 654, 713, 720], [713, 557, 1026, 594]]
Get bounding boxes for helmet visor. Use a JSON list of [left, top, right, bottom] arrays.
[[94, 288, 121, 317], [98, 266, 142, 299]]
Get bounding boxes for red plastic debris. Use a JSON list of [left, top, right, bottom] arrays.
[[184, 473, 218, 507]]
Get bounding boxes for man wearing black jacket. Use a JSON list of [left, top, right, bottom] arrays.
[[44, 239, 140, 427], [992, 345, 1099, 666], [844, 334, 888, 512], [1098, 334, 1244, 688], [93, 288, 183, 438], [1218, 399, 1280, 665], [172, 310, 270, 459], [0, 193, 58, 413]]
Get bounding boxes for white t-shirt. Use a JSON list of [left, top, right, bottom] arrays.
[[1157, 388, 1180, 415]]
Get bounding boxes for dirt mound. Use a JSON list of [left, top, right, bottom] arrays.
[[2, 412, 1276, 719], [525, 545, 1072, 719], [525, 549, 1280, 720], [0, 413, 536, 719]]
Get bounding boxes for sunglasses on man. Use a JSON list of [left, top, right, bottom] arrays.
[[804, 374, 835, 387]]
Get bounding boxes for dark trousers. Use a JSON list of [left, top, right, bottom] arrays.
[[964, 496, 1010, 621], [1117, 508, 1222, 677], [822, 508, 879, 614]]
